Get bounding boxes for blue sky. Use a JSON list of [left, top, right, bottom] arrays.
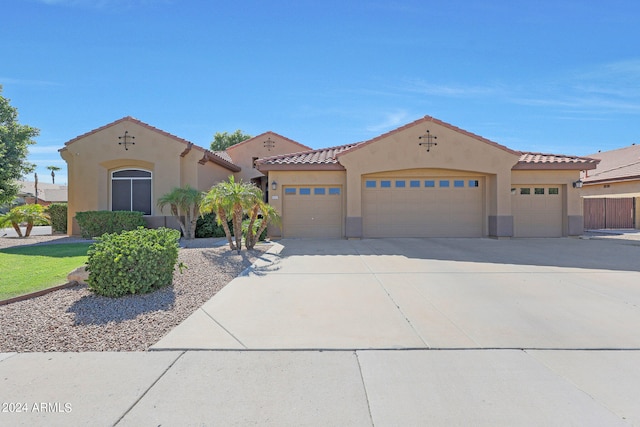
[[3, 0, 639, 185]]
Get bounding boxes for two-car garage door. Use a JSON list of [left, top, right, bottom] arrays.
[[363, 176, 484, 237]]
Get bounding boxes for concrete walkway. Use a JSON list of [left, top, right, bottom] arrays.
[[2, 237, 640, 426]]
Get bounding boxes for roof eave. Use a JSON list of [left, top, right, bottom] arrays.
[[583, 175, 640, 185], [257, 163, 346, 172], [512, 162, 599, 171]]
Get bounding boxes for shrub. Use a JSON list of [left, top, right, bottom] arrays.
[[75, 210, 145, 238], [86, 227, 180, 297], [195, 212, 228, 238], [47, 203, 67, 233]]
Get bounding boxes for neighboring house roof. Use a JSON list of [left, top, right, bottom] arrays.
[[514, 152, 600, 170], [257, 143, 361, 171], [17, 181, 68, 203], [581, 144, 640, 184], [60, 116, 242, 172], [226, 131, 311, 153]]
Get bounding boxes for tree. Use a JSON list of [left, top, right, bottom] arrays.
[[157, 186, 203, 240], [0, 204, 49, 237], [0, 86, 39, 205], [200, 176, 262, 253], [209, 129, 252, 151], [245, 201, 281, 250], [47, 165, 61, 184]]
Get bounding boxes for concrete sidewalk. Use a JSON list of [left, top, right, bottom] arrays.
[[1, 349, 639, 426], [3, 237, 640, 426]]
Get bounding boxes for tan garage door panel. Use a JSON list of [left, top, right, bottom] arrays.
[[283, 186, 342, 238], [363, 177, 483, 238], [512, 186, 563, 237]]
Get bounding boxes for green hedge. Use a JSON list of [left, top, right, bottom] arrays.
[[75, 211, 146, 238], [46, 203, 67, 233], [195, 212, 228, 238], [86, 227, 180, 297]]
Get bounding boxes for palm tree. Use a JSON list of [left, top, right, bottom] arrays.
[[0, 204, 49, 237], [46, 166, 61, 184], [200, 184, 236, 250], [246, 202, 281, 250], [157, 186, 202, 239], [201, 176, 262, 253]]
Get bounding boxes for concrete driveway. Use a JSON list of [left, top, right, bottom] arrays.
[[154, 237, 640, 350], [4, 237, 640, 426]]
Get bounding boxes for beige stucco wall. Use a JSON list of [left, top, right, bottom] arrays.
[[227, 133, 309, 184], [335, 120, 519, 237], [265, 170, 346, 237], [580, 180, 640, 198], [60, 120, 233, 235]]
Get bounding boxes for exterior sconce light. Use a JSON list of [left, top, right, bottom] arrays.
[[418, 130, 437, 152], [572, 180, 583, 188], [118, 131, 135, 151], [271, 181, 277, 191]]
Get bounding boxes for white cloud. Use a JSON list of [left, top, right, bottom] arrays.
[[365, 109, 412, 133]]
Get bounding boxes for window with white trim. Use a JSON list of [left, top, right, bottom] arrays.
[[111, 169, 152, 215]]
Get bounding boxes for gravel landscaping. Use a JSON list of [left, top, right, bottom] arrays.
[[0, 235, 270, 352]]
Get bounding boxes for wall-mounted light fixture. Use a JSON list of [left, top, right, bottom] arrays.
[[418, 130, 438, 152], [271, 180, 277, 191], [572, 180, 583, 188], [118, 131, 135, 151]]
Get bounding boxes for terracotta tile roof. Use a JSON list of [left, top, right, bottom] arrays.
[[514, 152, 600, 170], [582, 144, 640, 183], [256, 143, 361, 171], [213, 151, 234, 163]]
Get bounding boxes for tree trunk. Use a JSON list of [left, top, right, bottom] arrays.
[[217, 208, 236, 250], [233, 204, 243, 253], [11, 222, 23, 238], [25, 222, 33, 237], [245, 205, 259, 250]]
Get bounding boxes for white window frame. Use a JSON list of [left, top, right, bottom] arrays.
[[110, 168, 153, 215]]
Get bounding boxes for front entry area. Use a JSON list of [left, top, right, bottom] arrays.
[[362, 173, 484, 237]]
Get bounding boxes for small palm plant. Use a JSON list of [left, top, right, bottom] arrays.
[[245, 201, 281, 250], [0, 204, 49, 237], [157, 186, 203, 240], [201, 176, 263, 253]]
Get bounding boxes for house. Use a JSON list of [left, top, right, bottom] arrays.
[[60, 115, 598, 238], [16, 181, 68, 206], [59, 116, 309, 235], [258, 116, 598, 239], [579, 144, 640, 229]]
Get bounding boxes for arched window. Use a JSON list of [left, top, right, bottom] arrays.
[[111, 169, 152, 215]]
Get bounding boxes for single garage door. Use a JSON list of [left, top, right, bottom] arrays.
[[282, 185, 343, 238], [363, 176, 484, 237], [512, 185, 563, 237]]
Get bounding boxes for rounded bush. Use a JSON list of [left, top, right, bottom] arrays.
[[86, 227, 180, 297]]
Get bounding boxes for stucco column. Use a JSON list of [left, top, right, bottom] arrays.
[[345, 170, 363, 238], [488, 169, 514, 238]]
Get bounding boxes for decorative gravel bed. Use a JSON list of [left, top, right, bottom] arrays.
[[0, 236, 270, 352]]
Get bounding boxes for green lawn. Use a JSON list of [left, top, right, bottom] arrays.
[[0, 243, 92, 301]]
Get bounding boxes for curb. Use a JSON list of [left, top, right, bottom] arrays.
[[0, 281, 80, 306]]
